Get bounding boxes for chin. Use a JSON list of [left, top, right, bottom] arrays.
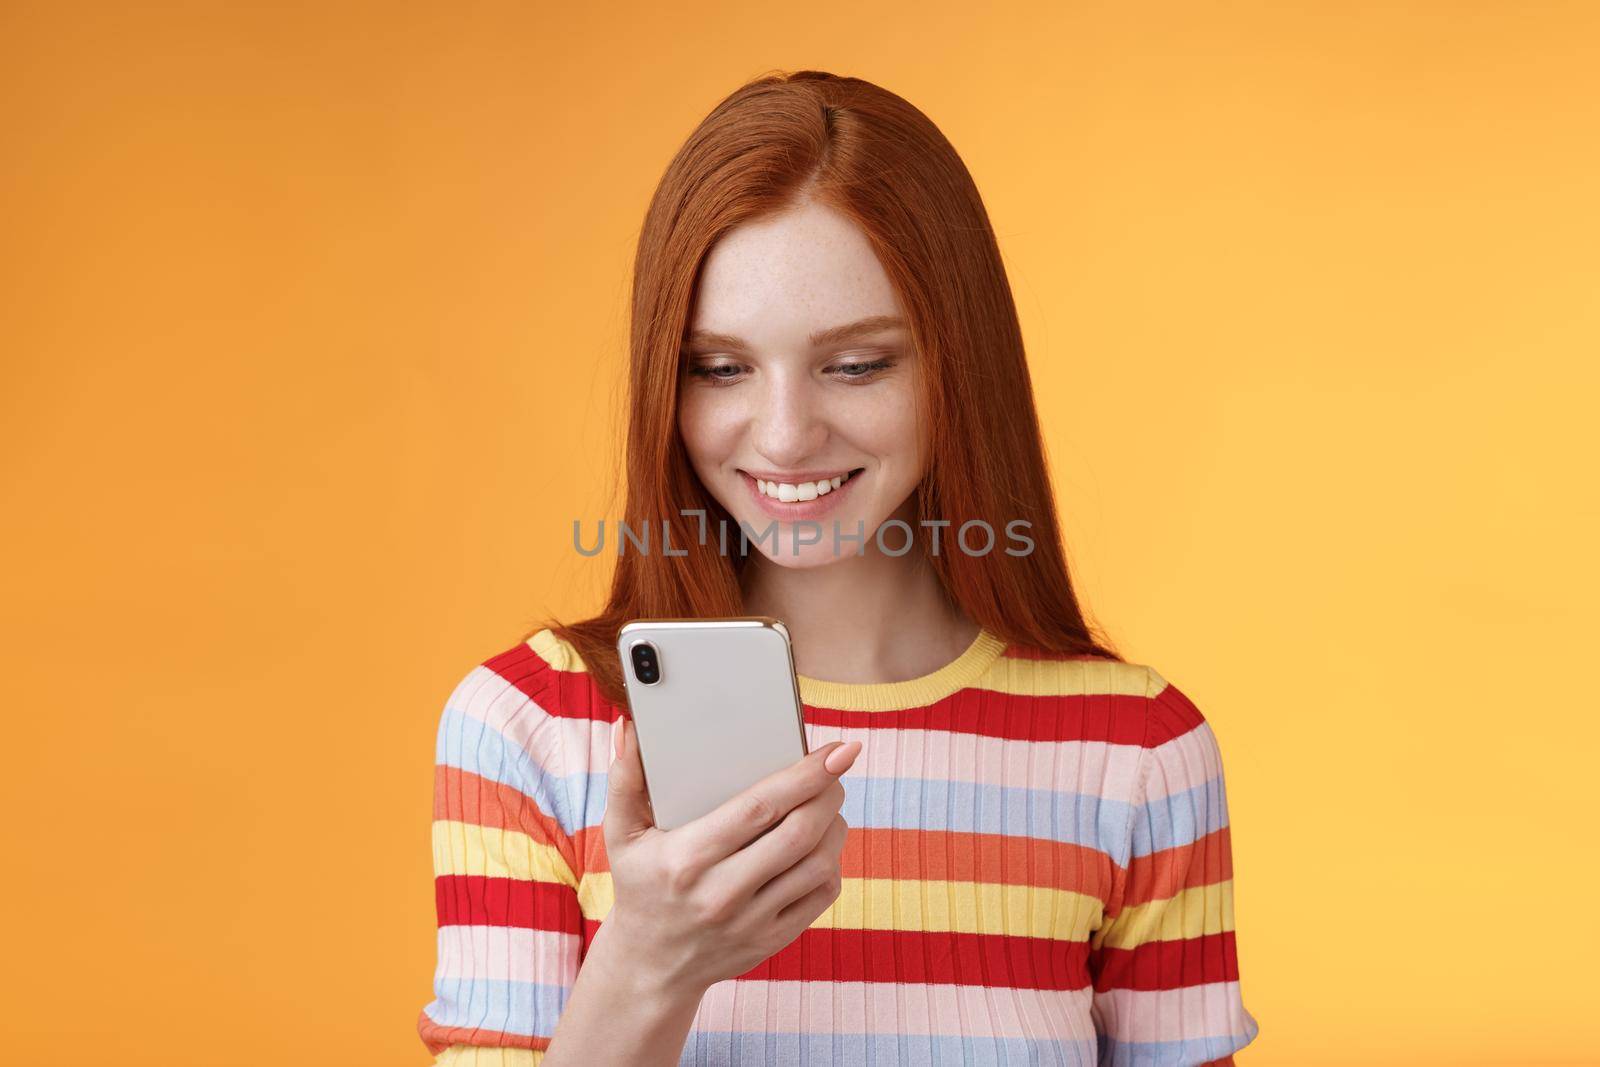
[[756, 544, 850, 570], [740, 507, 887, 569]]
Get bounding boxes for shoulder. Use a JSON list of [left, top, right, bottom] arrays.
[[451, 627, 609, 712], [1139, 663, 1215, 744], [981, 643, 1223, 746], [1133, 665, 1235, 796], [985, 641, 1155, 697], [434, 628, 616, 776], [975, 643, 1151, 735]]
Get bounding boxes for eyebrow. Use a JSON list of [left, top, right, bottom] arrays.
[[682, 314, 907, 353]]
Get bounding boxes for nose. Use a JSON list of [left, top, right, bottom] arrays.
[[752, 372, 828, 468]]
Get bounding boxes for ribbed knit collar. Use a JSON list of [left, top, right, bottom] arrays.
[[796, 627, 1007, 712], [527, 625, 1008, 713]]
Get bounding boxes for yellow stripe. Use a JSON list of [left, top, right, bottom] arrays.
[[527, 627, 587, 673], [575, 871, 613, 919], [818, 878, 1105, 938], [567, 871, 1103, 940], [433, 1046, 543, 1066], [526, 627, 1162, 707], [1090, 879, 1238, 951], [431, 820, 578, 888], [978, 654, 1161, 700]]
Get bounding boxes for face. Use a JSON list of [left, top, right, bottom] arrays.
[[677, 194, 925, 569]]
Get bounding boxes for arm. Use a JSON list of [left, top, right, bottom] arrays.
[[539, 721, 707, 1066], [420, 641, 861, 1063], [417, 657, 704, 1065], [1086, 668, 1261, 1066], [536, 911, 703, 1065]]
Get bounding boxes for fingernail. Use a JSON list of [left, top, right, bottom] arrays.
[[824, 740, 861, 775]]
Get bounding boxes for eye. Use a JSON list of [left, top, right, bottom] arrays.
[[685, 360, 745, 385], [830, 358, 896, 382]]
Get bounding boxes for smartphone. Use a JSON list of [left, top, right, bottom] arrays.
[[616, 616, 809, 831]]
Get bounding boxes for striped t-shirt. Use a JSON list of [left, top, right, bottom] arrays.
[[418, 627, 1261, 1065]]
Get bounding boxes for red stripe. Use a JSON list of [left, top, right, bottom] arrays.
[[1089, 930, 1243, 991], [743, 926, 1092, 988], [840, 827, 1119, 896], [417, 1012, 547, 1056], [609, 920, 1097, 991], [484, 639, 623, 723], [1146, 678, 1210, 745], [435, 875, 585, 933], [800, 688, 1151, 743], [484, 635, 1208, 748], [1115, 826, 1235, 911]]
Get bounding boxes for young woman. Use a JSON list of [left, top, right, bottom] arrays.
[[419, 70, 1260, 1066]]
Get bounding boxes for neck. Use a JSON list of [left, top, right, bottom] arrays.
[[738, 514, 979, 685]]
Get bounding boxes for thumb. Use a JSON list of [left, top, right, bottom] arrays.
[[603, 715, 655, 837]]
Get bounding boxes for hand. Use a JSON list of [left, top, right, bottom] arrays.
[[599, 716, 860, 996]]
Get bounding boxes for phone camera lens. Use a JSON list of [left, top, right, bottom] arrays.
[[630, 641, 660, 685]]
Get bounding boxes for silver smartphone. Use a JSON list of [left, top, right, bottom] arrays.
[[616, 616, 809, 831]]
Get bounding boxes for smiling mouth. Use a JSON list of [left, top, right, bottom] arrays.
[[742, 467, 865, 503]]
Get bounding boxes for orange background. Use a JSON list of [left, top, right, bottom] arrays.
[[3, 3, 1597, 1064]]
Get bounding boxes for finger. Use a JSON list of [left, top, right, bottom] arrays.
[[677, 740, 858, 862], [719, 775, 845, 895], [602, 716, 655, 839], [774, 863, 843, 933], [750, 812, 848, 915]]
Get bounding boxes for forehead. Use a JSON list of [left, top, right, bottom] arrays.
[[688, 198, 903, 346]]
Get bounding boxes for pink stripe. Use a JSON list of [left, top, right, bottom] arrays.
[[452, 665, 564, 754], [1140, 722, 1225, 802], [693, 979, 1098, 1040], [841, 727, 1142, 796], [1092, 981, 1255, 1041], [557, 716, 1145, 799], [435, 924, 581, 985]]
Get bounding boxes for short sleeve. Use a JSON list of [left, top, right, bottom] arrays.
[[416, 653, 591, 1065], [1086, 668, 1262, 1066]]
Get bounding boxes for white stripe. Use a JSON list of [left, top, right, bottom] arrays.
[[435, 924, 581, 986]]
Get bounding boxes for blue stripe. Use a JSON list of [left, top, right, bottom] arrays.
[[840, 775, 1138, 861], [679, 1029, 1100, 1066], [1098, 1023, 1259, 1066], [1128, 773, 1230, 860], [422, 977, 566, 1039]]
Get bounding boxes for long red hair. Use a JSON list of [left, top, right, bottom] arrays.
[[527, 69, 1121, 708]]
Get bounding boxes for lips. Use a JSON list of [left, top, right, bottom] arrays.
[[738, 467, 864, 522]]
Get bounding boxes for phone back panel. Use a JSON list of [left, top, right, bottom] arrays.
[[617, 619, 808, 830]]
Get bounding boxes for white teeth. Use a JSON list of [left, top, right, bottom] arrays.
[[752, 470, 855, 500]]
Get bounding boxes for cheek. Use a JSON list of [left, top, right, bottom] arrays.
[[677, 390, 736, 462], [850, 386, 922, 468]]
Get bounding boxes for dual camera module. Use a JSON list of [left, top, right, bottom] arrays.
[[629, 641, 661, 685]]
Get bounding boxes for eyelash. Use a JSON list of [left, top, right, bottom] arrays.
[[685, 358, 897, 386]]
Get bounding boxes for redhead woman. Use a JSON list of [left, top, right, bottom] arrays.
[[418, 70, 1260, 1066]]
